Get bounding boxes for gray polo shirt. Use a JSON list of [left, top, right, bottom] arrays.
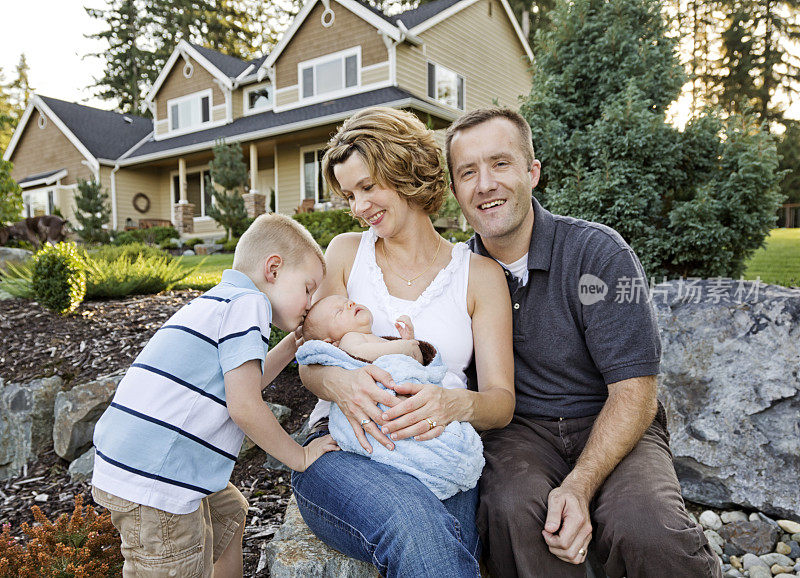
[[467, 197, 661, 419]]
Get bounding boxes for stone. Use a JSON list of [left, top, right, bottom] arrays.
[[771, 565, 794, 575], [239, 403, 291, 458], [53, 373, 123, 460], [654, 281, 800, 520], [0, 376, 63, 480], [792, 533, 800, 542], [194, 243, 223, 255], [723, 570, 743, 578], [724, 541, 746, 557], [701, 510, 723, 531], [777, 520, 800, 534], [760, 553, 794, 567], [68, 448, 95, 482], [722, 511, 749, 524], [182, 249, 195, 256], [719, 520, 781, 556], [265, 495, 379, 577], [747, 567, 771, 578], [776, 542, 792, 556], [729, 555, 742, 570], [742, 553, 770, 571], [705, 529, 725, 555], [0, 247, 32, 270], [34, 493, 48, 502], [772, 574, 795, 578], [787, 540, 800, 559]]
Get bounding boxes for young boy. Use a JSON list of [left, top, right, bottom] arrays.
[[91, 213, 338, 577]]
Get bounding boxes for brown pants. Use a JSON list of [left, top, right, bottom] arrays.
[[477, 412, 722, 578]]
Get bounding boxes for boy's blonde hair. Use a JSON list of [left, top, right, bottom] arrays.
[[322, 107, 447, 215], [233, 213, 325, 275]]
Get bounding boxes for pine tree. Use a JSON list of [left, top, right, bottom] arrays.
[[0, 160, 23, 224], [777, 121, 800, 204], [206, 140, 250, 240], [0, 68, 16, 155], [10, 54, 33, 112], [74, 179, 112, 244], [522, 0, 784, 278]]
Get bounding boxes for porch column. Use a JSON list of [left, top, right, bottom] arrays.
[[174, 157, 194, 234], [242, 143, 266, 218]]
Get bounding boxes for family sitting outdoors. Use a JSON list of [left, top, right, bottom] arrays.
[[91, 106, 722, 577]]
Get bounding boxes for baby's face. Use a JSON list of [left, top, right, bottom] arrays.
[[313, 295, 373, 341]]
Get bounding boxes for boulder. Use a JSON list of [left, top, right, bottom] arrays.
[[0, 247, 32, 270], [53, 373, 123, 460], [0, 376, 63, 479], [654, 280, 800, 519], [265, 495, 379, 578], [239, 403, 292, 458], [68, 448, 95, 482], [194, 243, 223, 255], [718, 520, 780, 556]]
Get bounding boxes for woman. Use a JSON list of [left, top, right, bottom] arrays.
[[292, 107, 514, 577]]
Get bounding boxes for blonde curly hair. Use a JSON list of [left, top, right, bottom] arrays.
[[322, 107, 447, 215]]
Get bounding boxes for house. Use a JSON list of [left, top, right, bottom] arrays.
[[3, 0, 532, 237]]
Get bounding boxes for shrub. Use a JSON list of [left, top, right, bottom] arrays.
[[89, 242, 168, 264], [112, 226, 179, 246], [0, 159, 23, 225], [446, 228, 475, 243], [84, 253, 194, 298], [74, 179, 111, 244], [222, 237, 239, 253], [31, 242, 86, 314], [0, 260, 35, 299], [292, 210, 366, 248], [206, 140, 251, 240], [184, 237, 204, 249], [0, 494, 123, 577]]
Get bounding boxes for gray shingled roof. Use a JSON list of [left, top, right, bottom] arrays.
[[395, 0, 465, 28], [39, 96, 152, 160], [17, 168, 65, 184], [125, 87, 442, 161], [189, 43, 254, 78]]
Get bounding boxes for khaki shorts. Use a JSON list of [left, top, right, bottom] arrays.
[[92, 483, 248, 577]]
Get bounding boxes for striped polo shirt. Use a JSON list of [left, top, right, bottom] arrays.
[[92, 269, 271, 514]]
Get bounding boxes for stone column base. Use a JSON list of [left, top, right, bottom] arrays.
[[242, 192, 266, 218], [173, 202, 195, 234]]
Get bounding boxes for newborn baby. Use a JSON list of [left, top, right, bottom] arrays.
[[297, 295, 485, 499]]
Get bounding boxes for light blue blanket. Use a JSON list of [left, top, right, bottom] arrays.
[[296, 340, 485, 499]]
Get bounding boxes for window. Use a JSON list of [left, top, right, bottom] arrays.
[[168, 90, 211, 132], [300, 49, 359, 100], [23, 189, 54, 217], [172, 170, 213, 217], [427, 62, 465, 110], [302, 148, 330, 204], [244, 83, 273, 113]]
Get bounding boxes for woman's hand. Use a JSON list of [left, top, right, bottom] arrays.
[[379, 382, 462, 441]]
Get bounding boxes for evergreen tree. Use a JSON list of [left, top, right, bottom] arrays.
[[777, 121, 800, 204], [206, 140, 250, 240], [10, 54, 33, 112], [0, 68, 16, 155], [522, 0, 784, 278], [0, 160, 23, 224], [74, 179, 112, 244]]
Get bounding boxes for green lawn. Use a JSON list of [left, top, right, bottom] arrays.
[[743, 228, 800, 287], [173, 253, 234, 290]]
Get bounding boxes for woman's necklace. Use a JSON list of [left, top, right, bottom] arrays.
[[381, 236, 442, 286]]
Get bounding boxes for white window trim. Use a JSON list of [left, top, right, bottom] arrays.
[[297, 47, 362, 105], [22, 186, 56, 218], [169, 165, 215, 220], [299, 145, 331, 205], [426, 60, 466, 112], [166, 89, 214, 137], [243, 82, 274, 116]]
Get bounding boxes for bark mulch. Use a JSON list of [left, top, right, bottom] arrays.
[[0, 291, 318, 576]]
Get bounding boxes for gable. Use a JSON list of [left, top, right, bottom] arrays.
[[155, 55, 226, 119], [274, 1, 389, 90], [9, 108, 94, 186]]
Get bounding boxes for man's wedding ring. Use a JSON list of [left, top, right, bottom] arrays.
[[426, 418, 437, 431], [360, 418, 371, 426], [578, 548, 586, 557]]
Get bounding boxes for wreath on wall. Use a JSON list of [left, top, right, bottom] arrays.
[[132, 192, 151, 214]]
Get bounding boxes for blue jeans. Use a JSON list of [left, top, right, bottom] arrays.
[[291, 429, 481, 578]]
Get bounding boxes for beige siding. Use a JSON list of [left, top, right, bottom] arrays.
[[155, 56, 225, 119], [9, 109, 94, 187], [112, 167, 168, 227], [276, 145, 301, 214], [361, 62, 390, 86], [275, 87, 299, 108], [396, 0, 531, 110], [212, 106, 226, 122], [232, 87, 244, 118], [275, 2, 388, 89], [155, 119, 169, 136]]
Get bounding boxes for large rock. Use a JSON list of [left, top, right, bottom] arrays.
[[0, 376, 63, 479], [53, 373, 123, 460], [265, 495, 379, 577], [718, 520, 780, 555], [68, 448, 95, 482], [654, 280, 800, 519], [0, 247, 32, 270]]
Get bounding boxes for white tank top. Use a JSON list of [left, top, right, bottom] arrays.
[[308, 228, 474, 425]]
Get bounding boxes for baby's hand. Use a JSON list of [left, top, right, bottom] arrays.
[[399, 339, 423, 364], [300, 435, 339, 471], [395, 315, 415, 340]]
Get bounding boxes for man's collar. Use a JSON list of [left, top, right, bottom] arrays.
[[221, 269, 260, 291], [472, 196, 555, 272]]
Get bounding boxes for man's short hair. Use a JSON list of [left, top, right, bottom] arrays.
[[444, 107, 535, 182], [233, 213, 325, 275], [322, 107, 447, 215]]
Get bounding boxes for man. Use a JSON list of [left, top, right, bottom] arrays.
[[445, 108, 721, 578]]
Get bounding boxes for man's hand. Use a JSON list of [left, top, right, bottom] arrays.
[[542, 482, 593, 565]]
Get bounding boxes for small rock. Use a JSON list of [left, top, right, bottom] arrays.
[[757, 513, 779, 528], [723, 570, 743, 578], [747, 567, 771, 578], [729, 555, 742, 570], [775, 542, 791, 556], [791, 532, 800, 542], [776, 520, 800, 534], [722, 511, 749, 524], [772, 574, 795, 578], [770, 565, 794, 575], [720, 520, 780, 556], [724, 542, 746, 557], [759, 553, 793, 567], [742, 553, 769, 570], [786, 540, 800, 559], [183, 250, 195, 256], [688, 511, 698, 525], [700, 510, 723, 531], [68, 448, 95, 482], [750, 512, 760, 522], [705, 529, 724, 555], [34, 493, 48, 502]]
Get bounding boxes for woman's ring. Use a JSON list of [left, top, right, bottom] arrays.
[[578, 548, 586, 557], [426, 418, 437, 430], [360, 418, 371, 426]]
